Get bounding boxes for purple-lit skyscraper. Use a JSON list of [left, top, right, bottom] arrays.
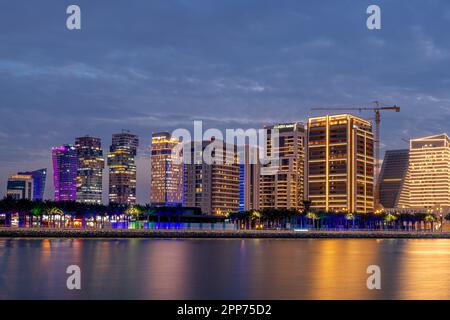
[[52, 145, 77, 202]]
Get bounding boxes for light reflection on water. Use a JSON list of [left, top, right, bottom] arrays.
[[0, 238, 449, 299]]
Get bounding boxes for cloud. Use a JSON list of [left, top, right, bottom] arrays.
[[412, 26, 448, 61]]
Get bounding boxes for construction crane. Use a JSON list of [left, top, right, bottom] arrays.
[[311, 101, 400, 210]]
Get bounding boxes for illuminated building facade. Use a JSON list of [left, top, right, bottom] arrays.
[[183, 141, 239, 215], [18, 168, 47, 201], [307, 114, 374, 213], [238, 144, 260, 212], [52, 145, 78, 202], [108, 131, 139, 204], [75, 136, 105, 204], [259, 122, 306, 210], [378, 149, 409, 209], [150, 132, 183, 206], [6, 174, 34, 200], [398, 134, 450, 210]]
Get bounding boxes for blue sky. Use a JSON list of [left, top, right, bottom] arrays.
[[1, 0, 450, 203]]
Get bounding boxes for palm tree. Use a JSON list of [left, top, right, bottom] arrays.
[[48, 207, 64, 228], [384, 213, 397, 230], [345, 213, 355, 229], [251, 210, 262, 229], [424, 214, 436, 231], [306, 211, 318, 229], [143, 206, 156, 227], [125, 205, 142, 228], [31, 205, 44, 228]]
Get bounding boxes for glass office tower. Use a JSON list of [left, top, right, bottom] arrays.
[[75, 136, 105, 204], [108, 131, 139, 204], [52, 145, 77, 202]]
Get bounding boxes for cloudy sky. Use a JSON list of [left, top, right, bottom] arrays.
[[1, 0, 450, 203]]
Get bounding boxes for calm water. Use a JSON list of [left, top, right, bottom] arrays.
[[1, 238, 450, 299]]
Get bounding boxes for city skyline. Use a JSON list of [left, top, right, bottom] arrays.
[[5, 118, 450, 213], [2, 1, 450, 203]]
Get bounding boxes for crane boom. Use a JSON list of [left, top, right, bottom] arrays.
[[311, 106, 400, 112], [310, 102, 400, 211]]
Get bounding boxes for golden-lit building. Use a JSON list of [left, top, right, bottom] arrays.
[[259, 122, 306, 210], [75, 136, 105, 204], [107, 131, 139, 204], [150, 132, 183, 205], [307, 114, 374, 213], [183, 140, 239, 215], [397, 134, 450, 211]]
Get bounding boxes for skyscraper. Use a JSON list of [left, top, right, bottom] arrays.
[[75, 136, 105, 204], [52, 145, 78, 202], [150, 132, 183, 206], [18, 168, 47, 201], [183, 140, 239, 215], [307, 114, 374, 213], [398, 134, 450, 210], [6, 174, 34, 200], [378, 149, 409, 209], [108, 131, 139, 204], [238, 144, 260, 212], [259, 122, 306, 210]]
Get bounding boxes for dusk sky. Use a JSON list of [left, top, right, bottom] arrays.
[[1, 0, 450, 203]]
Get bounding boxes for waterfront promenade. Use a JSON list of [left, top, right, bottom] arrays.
[[1, 227, 450, 239]]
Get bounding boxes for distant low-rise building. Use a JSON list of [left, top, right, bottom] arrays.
[[7, 174, 34, 200], [17, 168, 47, 201]]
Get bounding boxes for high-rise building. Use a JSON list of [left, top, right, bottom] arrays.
[[378, 149, 409, 209], [6, 174, 34, 200], [259, 122, 306, 210], [18, 168, 47, 201], [398, 134, 450, 210], [150, 132, 183, 206], [75, 136, 105, 204], [52, 145, 78, 202], [307, 114, 374, 213], [183, 140, 239, 215], [238, 144, 260, 212], [108, 131, 139, 204]]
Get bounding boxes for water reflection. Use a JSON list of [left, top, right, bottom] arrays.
[[0, 238, 449, 299]]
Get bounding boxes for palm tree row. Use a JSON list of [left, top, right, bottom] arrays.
[[229, 209, 450, 231], [2, 198, 449, 231], [0, 198, 158, 228]]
